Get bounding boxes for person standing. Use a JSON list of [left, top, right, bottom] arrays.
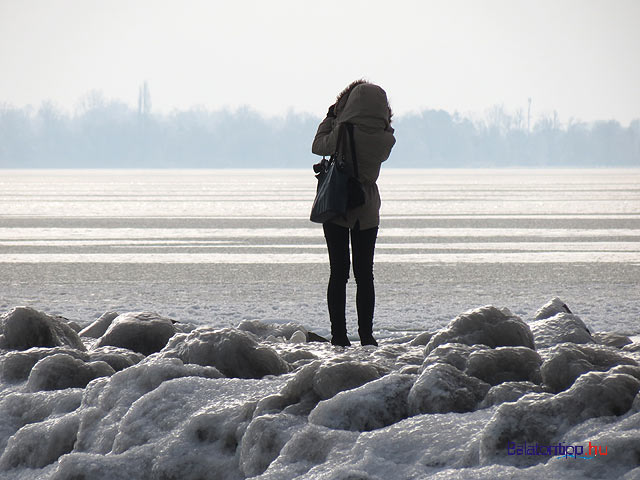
[[312, 80, 395, 346]]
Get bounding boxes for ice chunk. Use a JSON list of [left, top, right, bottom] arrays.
[[75, 357, 223, 454], [0, 411, 79, 470], [529, 312, 593, 348], [79, 311, 119, 338], [540, 343, 637, 392], [289, 330, 307, 344], [532, 297, 574, 321], [1, 306, 86, 351], [27, 353, 115, 391], [239, 413, 305, 476], [0, 346, 89, 383], [0, 388, 82, 453], [95, 311, 176, 356], [465, 346, 542, 385], [160, 327, 289, 379], [479, 381, 546, 408], [88, 346, 145, 371], [425, 306, 534, 355], [593, 331, 633, 348], [479, 370, 640, 465], [256, 424, 358, 479], [422, 343, 490, 372], [552, 410, 640, 479], [238, 319, 308, 341], [309, 373, 415, 431], [409, 331, 433, 346], [408, 363, 490, 414], [312, 361, 381, 400]]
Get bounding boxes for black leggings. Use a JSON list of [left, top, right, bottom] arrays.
[[323, 222, 378, 339]]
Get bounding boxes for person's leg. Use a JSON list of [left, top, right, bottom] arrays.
[[323, 222, 351, 346], [351, 225, 378, 345]]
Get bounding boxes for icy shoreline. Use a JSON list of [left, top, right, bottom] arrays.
[[1, 299, 640, 479]]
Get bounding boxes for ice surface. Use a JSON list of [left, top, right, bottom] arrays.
[[1, 299, 640, 479], [95, 311, 176, 356], [1, 306, 86, 351]]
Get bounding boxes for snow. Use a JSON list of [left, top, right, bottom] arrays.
[[0, 300, 639, 479]]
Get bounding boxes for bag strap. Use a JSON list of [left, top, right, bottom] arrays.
[[345, 123, 359, 179], [331, 123, 346, 163]]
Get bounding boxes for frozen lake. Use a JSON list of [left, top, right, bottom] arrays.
[[1, 168, 640, 480], [1, 168, 639, 338]]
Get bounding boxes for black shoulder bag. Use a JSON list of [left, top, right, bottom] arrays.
[[310, 123, 365, 224]]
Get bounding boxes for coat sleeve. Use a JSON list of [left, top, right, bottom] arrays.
[[311, 116, 339, 156]]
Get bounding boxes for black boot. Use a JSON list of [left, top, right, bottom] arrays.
[[331, 335, 351, 347], [359, 334, 378, 347]]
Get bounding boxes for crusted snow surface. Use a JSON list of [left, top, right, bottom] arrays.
[[0, 299, 639, 479]]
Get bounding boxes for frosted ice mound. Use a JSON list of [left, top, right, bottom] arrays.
[[94, 311, 177, 356], [0, 298, 638, 479], [160, 327, 290, 379], [0, 306, 86, 351], [425, 305, 535, 355]]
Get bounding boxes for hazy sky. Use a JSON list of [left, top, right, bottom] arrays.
[[1, 0, 639, 124]]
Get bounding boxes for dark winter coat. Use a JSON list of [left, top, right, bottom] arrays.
[[312, 83, 396, 230]]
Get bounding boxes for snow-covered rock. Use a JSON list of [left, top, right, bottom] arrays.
[[465, 346, 542, 385], [160, 327, 289, 379], [529, 312, 594, 348], [425, 306, 534, 355], [540, 343, 637, 392], [95, 311, 176, 356], [79, 311, 119, 338], [309, 373, 415, 431], [27, 353, 115, 391], [408, 363, 490, 414], [1, 306, 86, 351]]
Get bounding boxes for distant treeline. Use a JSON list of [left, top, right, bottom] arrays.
[[1, 100, 638, 168]]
